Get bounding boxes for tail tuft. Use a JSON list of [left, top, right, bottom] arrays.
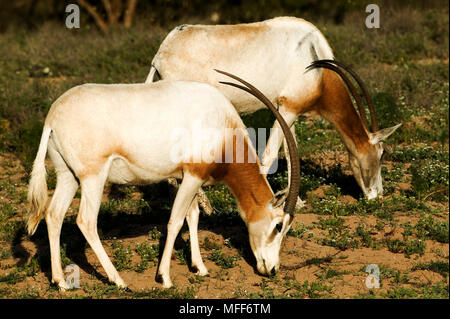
[[26, 126, 51, 235]]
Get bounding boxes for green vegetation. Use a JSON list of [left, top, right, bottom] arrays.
[[111, 240, 134, 271], [413, 260, 449, 278], [208, 249, 241, 269], [135, 242, 160, 272]]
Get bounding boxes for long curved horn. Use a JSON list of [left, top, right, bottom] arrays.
[[306, 61, 371, 131], [310, 59, 379, 132], [215, 69, 300, 218]]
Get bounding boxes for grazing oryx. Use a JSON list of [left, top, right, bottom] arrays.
[[26, 72, 300, 290], [146, 16, 401, 200]]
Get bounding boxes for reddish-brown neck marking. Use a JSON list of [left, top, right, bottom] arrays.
[[314, 69, 371, 154], [221, 162, 273, 223], [184, 128, 273, 223], [216, 129, 273, 223]]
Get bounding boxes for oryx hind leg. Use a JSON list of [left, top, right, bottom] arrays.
[[186, 198, 208, 276], [46, 141, 78, 290]]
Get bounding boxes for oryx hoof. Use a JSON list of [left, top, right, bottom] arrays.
[[193, 264, 209, 276], [56, 280, 70, 292], [157, 272, 173, 288]]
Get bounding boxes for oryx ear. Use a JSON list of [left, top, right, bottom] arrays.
[[370, 123, 402, 144], [270, 189, 288, 209]]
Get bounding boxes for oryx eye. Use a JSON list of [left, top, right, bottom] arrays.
[[275, 222, 283, 233], [267, 222, 283, 243]]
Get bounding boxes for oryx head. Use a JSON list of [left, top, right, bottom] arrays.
[[349, 124, 401, 199], [216, 70, 300, 276], [307, 60, 401, 200]]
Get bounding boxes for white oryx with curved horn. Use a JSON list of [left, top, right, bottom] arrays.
[[146, 16, 401, 200], [26, 73, 300, 290]]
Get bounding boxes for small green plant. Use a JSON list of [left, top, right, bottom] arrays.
[[318, 217, 360, 250], [319, 268, 348, 280], [402, 221, 414, 238], [381, 163, 407, 195], [148, 227, 162, 240], [391, 146, 449, 164], [310, 197, 347, 216], [419, 282, 449, 299], [17, 288, 41, 299], [287, 223, 314, 238], [411, 160, 449, 201], [21, 257, 40, 277], [404, 239, 426, 257], [374, 209, 394, 221], [385, 239, 405, 254], [321, 230, 360, 251], [188, 274, 206, 284], [0, 220, 25, 242], [383, 287, 418, 299], [82, 283, 124, 298], [202, 237, 221, 251], [0, 270, 25, 284], [175, 244, 190, 266], [318, 216, 345, 230], [111, 241, 133, 271], [208, 249, 240, 269], [131, 286, 197, 299], [204, 184, 237, 214], [294, 280, 332, 299], [0, 249, 11, 260], [354, 224, 374, 247], [135, 242, 159, 272], [385, 238, 426, 257], [415, 215, 449, 243], [413, 260, 449, 278], [304, 255, 334, 267]]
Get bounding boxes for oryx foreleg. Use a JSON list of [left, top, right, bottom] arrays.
[[157, 173, 205, 288]]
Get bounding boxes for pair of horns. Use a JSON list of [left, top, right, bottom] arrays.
[[306, 59, 379, 132], [215, 69, 300, 218]]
